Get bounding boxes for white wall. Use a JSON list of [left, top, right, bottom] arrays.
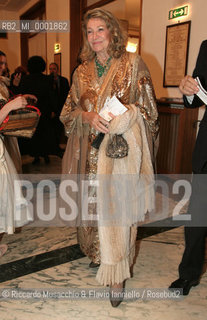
[[0, 10, 21, 74], [141, 0, 207, 103], [46, 0, 70, 80]]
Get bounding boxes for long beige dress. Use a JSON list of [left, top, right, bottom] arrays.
[[60, 51, 159, 283]]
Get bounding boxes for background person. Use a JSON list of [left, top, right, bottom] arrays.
[[0, 50, 36, 256], [0, 50, 36, 171], [169, 40, 207, 296], [19, 56, 58, 164], [0, 96, 33, 257], [0, 50, 22, 173], [9, 65, 27, 95], [49, 62, 69, 151]]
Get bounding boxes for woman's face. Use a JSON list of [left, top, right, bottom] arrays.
[[87, 18, 111, 56]]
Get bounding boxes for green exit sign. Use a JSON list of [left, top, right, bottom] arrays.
[[169, 6, 188, 20]]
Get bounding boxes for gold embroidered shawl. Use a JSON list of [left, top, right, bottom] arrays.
[[96, 104, 155, 285], [60, 51, 159, 176]]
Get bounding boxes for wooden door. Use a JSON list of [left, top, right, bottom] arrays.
[[156, 100, 198, 174], [70, 0, 85, 79]]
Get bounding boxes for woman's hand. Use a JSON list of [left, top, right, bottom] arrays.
[[179, 75, 199, 96], [82, 111, 110, 133], [6, 95, 27, 112], [0, 96, 27, 125], [13, 73, 22, 87], [108, 112, 116, 120]]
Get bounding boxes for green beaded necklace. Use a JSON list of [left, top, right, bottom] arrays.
[[95, 56, 112, 77]]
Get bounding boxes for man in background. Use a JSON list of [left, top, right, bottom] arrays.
[[169, 40, 207, 296], [49, 62, 70, 148]]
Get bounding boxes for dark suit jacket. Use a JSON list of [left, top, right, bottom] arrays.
[[20, 73, 55, 117], [59, 75, 69, 113], [51, 75, 70, 116], [183, 40, 207, 173], [19, 73, 58, 156]]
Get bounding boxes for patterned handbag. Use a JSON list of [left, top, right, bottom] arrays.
[[0, 101, 41, 138], [106, 134, 128, 158]]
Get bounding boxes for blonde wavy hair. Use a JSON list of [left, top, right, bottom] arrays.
[[80, 8, 127, 62]]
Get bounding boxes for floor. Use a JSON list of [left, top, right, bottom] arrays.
[[0, 155, 206, 320]]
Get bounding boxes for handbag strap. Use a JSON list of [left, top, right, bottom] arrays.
[[26, 105, 41, 116]]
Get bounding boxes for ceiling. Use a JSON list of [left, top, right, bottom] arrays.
[[0, 0, 32, 11]]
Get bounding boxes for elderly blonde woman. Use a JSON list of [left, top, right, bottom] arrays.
[[60, 8, 159, 307]]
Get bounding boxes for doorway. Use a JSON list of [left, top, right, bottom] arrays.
[[20, 0, 46, 69]]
